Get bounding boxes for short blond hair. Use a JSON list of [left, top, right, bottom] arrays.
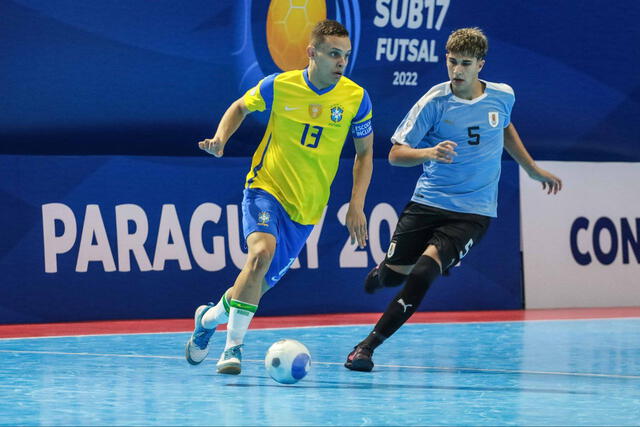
[[446, 27, 488, 59]]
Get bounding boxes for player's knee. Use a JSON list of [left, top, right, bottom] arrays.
[[401, 255, 441, 299], [247, 246, 274, 273], [410, 255, 441, 279], [378, 262, 407, 287]]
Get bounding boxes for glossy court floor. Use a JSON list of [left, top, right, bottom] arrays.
[[0, 309, 639, 426]]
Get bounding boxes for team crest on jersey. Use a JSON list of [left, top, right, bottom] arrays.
[[488, 111, 499, 128], [308, 104, 322, 119], [387, 241, 396, 258], [330, 105, 344, 122], [257, 211, 270, 226]]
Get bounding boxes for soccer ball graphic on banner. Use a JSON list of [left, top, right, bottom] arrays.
[[266, 0, 327, 71], [265, 339, 312, 384]]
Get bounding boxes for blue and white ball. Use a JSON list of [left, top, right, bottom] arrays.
[[265, 339, 311, 384]]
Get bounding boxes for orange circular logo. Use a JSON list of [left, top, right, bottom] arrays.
[[266, 0, 327, 71]]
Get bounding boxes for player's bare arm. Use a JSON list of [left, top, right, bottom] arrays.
[[198, 97, 251, 157], [388, 140, 457, 167], [346, 132, 374, 248], [503, 123, 562, 194]]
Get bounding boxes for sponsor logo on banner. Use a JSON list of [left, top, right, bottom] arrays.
[[243, 1, 361, 77], [237, 0, 450, 92], [265, 0, 327, 71], [570, 216, 640, 266], [39, 199, 406, 274], [520, 161, 640, 308]]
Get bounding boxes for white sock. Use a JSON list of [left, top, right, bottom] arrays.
[[224, 299, 257, 349], [201, 290, 230, 329]]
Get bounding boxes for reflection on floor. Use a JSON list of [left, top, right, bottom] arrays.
[[1, 309, 639, 426]]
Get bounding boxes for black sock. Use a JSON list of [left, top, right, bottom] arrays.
[[359, 330, 387, 349], [361, 255, 441, 350], [378, 263, 407, 287]]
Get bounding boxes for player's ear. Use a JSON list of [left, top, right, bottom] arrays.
[[307, 45, 316, 60], [477, 58, 485, 71]]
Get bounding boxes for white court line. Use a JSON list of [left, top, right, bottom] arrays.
[[0, 349, 179, 359], [0, 349, 638, 380], [1, 316, 639, 341]]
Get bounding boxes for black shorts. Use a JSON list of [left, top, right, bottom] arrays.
[[385, 202, 491, 272]]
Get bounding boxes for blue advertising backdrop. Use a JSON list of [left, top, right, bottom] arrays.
[[0, 157, 519, 323], [1, 0, 639, 160], [2, 1, 634, 322]]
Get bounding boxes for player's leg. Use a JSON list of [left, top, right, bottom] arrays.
[[186, 263, 282, 366], [363, 202, 433, 294], [200, 288, 232, 329], [217, 189, 314, 375], [186, 188, 277, 369], [346, 246, 442, 372], [217, 231, 276, 374], [353, 246, 442, 360], [198, 244, 274, 331], [347, 203, 436, 371], [185, 286, 232, 365], [186, 230, 275, 368], [363, 261, 409, 294], [347, 206, 490, 372]]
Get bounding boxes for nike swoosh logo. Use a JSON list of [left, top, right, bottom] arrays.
[[284, 106, 299, 111]]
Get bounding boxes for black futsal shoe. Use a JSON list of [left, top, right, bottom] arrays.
[[344, 345, 374, 372], [364, 266, 384, 294]]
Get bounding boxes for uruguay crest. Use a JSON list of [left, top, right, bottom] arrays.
[[330, 105, 344, 122], [257, 211, 270, 226], [387, 241, 396, 258], [488, 111, 499, 128], [308, 104, 322, 119]]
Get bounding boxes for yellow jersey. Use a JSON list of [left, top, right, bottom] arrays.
[[243, 69, 373, 225]]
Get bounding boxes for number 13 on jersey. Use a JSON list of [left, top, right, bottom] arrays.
[[300, 123, 323, 148]]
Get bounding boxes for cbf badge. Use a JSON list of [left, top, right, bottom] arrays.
[[309, 104, 322, 119], [488, 111, 499, 128], [330, 105, 344, 122], [257, 211, 270, 226]]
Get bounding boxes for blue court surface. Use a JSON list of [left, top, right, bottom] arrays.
[[1, 317, 639, 426]]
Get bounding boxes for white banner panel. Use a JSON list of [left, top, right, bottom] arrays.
[[520, 161, 640, 308]]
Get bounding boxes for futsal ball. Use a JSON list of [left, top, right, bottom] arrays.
[[265, 339, 311, 384], [266, 0, 327, 71]]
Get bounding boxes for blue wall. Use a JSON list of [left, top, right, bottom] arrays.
[[1, 1, 634, 322], [1, 0, 638, 160], [0, 157, 520, 323]]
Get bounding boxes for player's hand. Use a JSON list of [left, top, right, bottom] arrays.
[[528, 166, 563, 195], [198, 137, 225, 157], [346, 203, 368, 249], [430, 141, 458, 163]]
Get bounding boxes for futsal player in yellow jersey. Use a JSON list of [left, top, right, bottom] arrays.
[[185, 20, 374, 375]]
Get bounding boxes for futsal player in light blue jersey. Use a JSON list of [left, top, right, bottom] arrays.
[[345, 27, 563, 372]]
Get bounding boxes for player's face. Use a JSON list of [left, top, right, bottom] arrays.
[[308, 35, 352, 88], [446, 52, 484, 96]]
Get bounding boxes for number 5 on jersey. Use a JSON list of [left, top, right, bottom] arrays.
[[301, 123, 323, 148]]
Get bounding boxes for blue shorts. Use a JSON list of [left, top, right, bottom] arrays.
[[242, 188, 314, 287]]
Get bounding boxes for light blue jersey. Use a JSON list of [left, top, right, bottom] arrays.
[[391, 80, 515, 217]]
